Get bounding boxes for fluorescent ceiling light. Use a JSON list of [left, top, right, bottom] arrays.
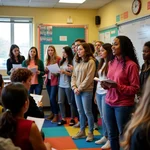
[[59, 0, 86, 4]]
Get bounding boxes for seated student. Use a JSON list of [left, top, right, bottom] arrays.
[[0, 74, 4, 114], [10, 68, 44, 118], [0, 83, 51, 150], [122, 76, 150, 150]]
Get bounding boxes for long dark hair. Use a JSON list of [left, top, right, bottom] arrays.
[[111, 36, 139, 70], [9, 44, 22, 62], [0, 83, 28, 139], [60, 46, 73, 66], [98, 43, 113, 76], [75, 43, 94, 63], [26, 46, 39, 65], [0, 74, 3, 88]]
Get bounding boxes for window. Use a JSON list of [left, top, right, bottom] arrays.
[[0, 17, 33, 70]]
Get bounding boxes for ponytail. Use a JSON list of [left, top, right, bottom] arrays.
[[0, 110, 16, 138]]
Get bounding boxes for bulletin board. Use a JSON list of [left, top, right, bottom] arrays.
[[38, 24, 88, 61], [99, 27, 118, 44]]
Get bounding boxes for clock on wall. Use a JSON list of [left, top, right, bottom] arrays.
[[132, 0, 141, 15]]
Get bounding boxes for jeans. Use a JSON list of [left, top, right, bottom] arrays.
[[75, 91, 94, 133], [46, 83, 58, 114], [104, 103, 134, 150], [96, 93, 107, 137], [58, 87, 75, 119], [29, 84, 43, 95]]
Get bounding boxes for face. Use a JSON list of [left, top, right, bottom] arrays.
[[47, 47, 55, 57], [72, 45, 76, 53], [112, 38, 121, 56], [74, 41, 81, 53], [95, 42, 102, 52], [22, 76, 32, 90], [143, 46, 150, 61], [62, 49, 68, 58], [77, 45, 85, 58], [12, 48, 19, 57], [29, 48, 37, 58], [99, 46, 107, 59]]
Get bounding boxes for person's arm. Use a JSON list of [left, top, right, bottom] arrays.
[[78, 60, 96, 92], [29, 123, 51, 150], [6, 59, 12, 75], [71, 67, 77, 90], [22, 60, 27, 68], [37, 60, 45, 76]]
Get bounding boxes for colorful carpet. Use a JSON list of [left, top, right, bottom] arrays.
[[42, 118, 110, 150]]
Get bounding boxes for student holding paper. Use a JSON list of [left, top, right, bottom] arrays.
[[7, 44, 25, 75], [22, 47, 45, 95], [57, 46, 75, 126], [45, 45, 61, 122], [94, 43, 113, 149], [101, 36, 140, 150], [10, 68, 44, 118], [0, 83, 51, 150]]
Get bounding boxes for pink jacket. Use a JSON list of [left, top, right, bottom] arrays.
[[44, 56, 61, 86], [105, 57, 139, 106]]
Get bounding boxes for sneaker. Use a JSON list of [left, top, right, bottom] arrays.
[[86, 133, 94, 142], [101, 140, 110, 149], [73, 121, 80, 128], [95, 136, 107, 144], [94, 122, 99, 130], [69, 119, 75, 126], [57, 120, 67, 126], [72, 131, 86, 139], [46, 112, 54, 120]]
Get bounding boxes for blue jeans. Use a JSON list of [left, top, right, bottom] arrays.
[[46, 83, 58, 114], [104, 103, 134, 150], [29, 84, 43, 95], [58, 87, 74, 119], [75, 91, 94, 133], [96, 93, 107, 137]]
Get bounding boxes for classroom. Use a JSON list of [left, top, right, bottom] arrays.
[[0, 0, 150, 150]]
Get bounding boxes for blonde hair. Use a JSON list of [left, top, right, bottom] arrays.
[[45, 45, 58, 65], [121, 76, 150, 150]]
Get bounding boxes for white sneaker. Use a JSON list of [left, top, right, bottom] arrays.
[[101, 140, 110, 149], [73, 121, 80, 128], [95, 136, 107, 144]]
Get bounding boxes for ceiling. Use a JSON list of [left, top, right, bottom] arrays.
[[0, 0, 113, 9]]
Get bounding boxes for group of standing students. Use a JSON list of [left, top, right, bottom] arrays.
[[0, 35, 150, 150]]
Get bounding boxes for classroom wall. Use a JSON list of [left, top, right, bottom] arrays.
[[0, 6, 98, 46], [97, 0, 150, 29]]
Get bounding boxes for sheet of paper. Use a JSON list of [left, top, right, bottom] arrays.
[[94, 77, 116, 84], [47, 63, 60, 73], [12, 64, 22, 69], [30, 94, 43, 105], [27, 116, 44, 131], [29, 67, 37, 73]]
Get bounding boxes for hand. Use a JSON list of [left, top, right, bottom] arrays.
[[37, 101, 43, 107], [36, 70, 40, 75], [59, 70, 65, 74], [10, 68, 15, 73], [67, 64, 74, 71], [94, 96, 97, 104], [44, 142, 52, 150], [74, 88, 80, 95], [45, 67, 49, 72]]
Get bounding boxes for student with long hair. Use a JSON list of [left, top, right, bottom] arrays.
[[101, 36, 140, 150], [139, 41, 150, 96], [71, 43, 96, 142], [57, 46, 75, 126], [0, 83, 51, 150], [7, 44, 25, 75], [94, 43, 113, 149], [45, 45, 61, 122], [22, 47, 45, 95], [122, 76, 150, 150]]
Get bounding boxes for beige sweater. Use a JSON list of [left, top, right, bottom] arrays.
[[71, 58, 96, 92]]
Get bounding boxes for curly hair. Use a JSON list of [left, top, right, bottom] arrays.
[[111, 36, 139, 70], [75, 43, 94, 63], [10, 68, 33, 83]]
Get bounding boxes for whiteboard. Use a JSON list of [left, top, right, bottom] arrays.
[[118, 16, 150, 66]]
